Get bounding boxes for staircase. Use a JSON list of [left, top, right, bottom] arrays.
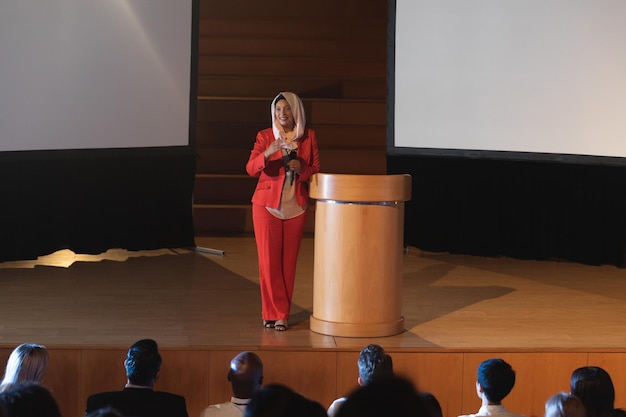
[[193, 0, 388, 236]]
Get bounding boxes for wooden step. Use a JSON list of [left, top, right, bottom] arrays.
[[193, 174, 256, 205], [198, 18, 386, 40], [197, 76, 386, 100], [197, 56, 385, 79], [196, 122, 385, 150], [196, 148, 386, 175], [199, 37, 386, 60], [198, 0, 386, 19], [193, 204, 316, 235], [196, 98, 386, 125]]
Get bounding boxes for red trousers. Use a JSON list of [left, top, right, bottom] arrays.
[[252, 204, 307, 321]]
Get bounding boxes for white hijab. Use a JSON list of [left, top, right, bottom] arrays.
[[271, 92, 306, 151]]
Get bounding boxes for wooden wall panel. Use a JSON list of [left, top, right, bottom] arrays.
[[45, 349, 82, 417], [334, 351, 465, 417], [393, 352, 464, 417], [461, 352, 589, 417], [207, 350, 242, 406], [335, 351, 361, 400], [158, 350, 211, 417], [257, 350, 338, 409], [0, 348, 10, 372], [193, 0, 388, 235], [588, 353, 626, 410], [80, 349, 128, 405], [1, 348, 625, 417]]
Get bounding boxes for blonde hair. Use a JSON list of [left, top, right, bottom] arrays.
[[546, 392, 586, 417], [1, 343, 49, 388]]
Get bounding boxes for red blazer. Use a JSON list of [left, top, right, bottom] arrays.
[[246, 127, 321, 209]]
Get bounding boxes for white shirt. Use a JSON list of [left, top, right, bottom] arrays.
[[199, 397, 249, 417], [460, 404, 525, 417], [327, 397, 347, 417]]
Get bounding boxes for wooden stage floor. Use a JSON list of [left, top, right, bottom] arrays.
[[1, 236, 626, 351]]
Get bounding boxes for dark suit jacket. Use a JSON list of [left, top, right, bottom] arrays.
[[86, 387, 188, 417]]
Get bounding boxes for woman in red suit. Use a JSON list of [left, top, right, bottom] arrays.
[[245, 92, 321, 331]]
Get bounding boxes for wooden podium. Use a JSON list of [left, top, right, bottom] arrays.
[[308, 173, 412, 337]]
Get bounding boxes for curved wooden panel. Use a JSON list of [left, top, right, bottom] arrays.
[[309, 173, 411, 202], [310, 174, 411, 337]]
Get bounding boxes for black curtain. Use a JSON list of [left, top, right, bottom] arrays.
[[388, 155, 626, 267], [0, 151, 196, 262]]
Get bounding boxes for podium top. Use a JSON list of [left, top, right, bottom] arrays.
[[309, 173, 411, 202]]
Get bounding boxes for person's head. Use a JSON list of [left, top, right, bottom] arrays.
[[273, 94, 294, 131], [245, 383, 318, 417], [336, 375, 430, 417], [545, 392, 586, 417], [0, 382, 61, 417], [124, 339, 162, 387], [228, 351, 263, 399], [476, 358, 516, 404], [570, 366, 615, 417], [357, 344, 393, 386], [297, 395, 328, 417], [420, 392, 444, 417], [1, 344, 48, 387], [271, 92, 305, 141], [86, 406, 124, 417]]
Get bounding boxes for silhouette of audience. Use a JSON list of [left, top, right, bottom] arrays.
[[327, 344, 393, 417], [0, 381, 61, 417], [3, 342, 624, 417], [545, 392, 586, 417], [199, 351, 264, 417], [420, 391, 444, 417], [570, 366, 616, 417], [86, 406, 125, 417], [459, 358, 524, 417], [335, 375, 431, 417], [244, 384, 326, 417], [85, 338, 188, 417], [0, 343, 49, 391]]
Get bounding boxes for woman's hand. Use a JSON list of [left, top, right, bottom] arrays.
[[287, 159, 301, 174], [263, 139, 282, 160]]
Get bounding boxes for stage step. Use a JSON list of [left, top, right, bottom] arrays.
[[192, 0, 387, 236], [193, 204, 316, 236]]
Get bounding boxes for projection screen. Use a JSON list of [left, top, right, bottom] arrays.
[[0, 0, 193, 153], [390, 0, 626, 163]]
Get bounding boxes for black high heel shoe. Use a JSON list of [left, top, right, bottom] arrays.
[[274, 320, 288, 331]]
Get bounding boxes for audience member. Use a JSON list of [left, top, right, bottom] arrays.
[[0, 381, 61, 417], [299, 396, 328, 417], [0, 343, 49, 391], [421, 392, 444, 417], [459, 358, 524, 417], [545, 392, 586, 417], [86, 406, 125, 417], [244, 384, 326, 417], [199, 351, 263, 417], [570, 366, 615, 417], [335, 375, 430, 417], [327, 344, 393, 417], [85, 338, 188, 417]]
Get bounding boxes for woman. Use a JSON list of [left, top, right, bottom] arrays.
[[545, 392, 586, 417], [245, 92, 320, 331], [0, 343, 49, 391], [570, 366, 615, 417]]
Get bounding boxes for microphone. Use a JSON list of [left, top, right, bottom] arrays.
[[283, 149, 297, 185]]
